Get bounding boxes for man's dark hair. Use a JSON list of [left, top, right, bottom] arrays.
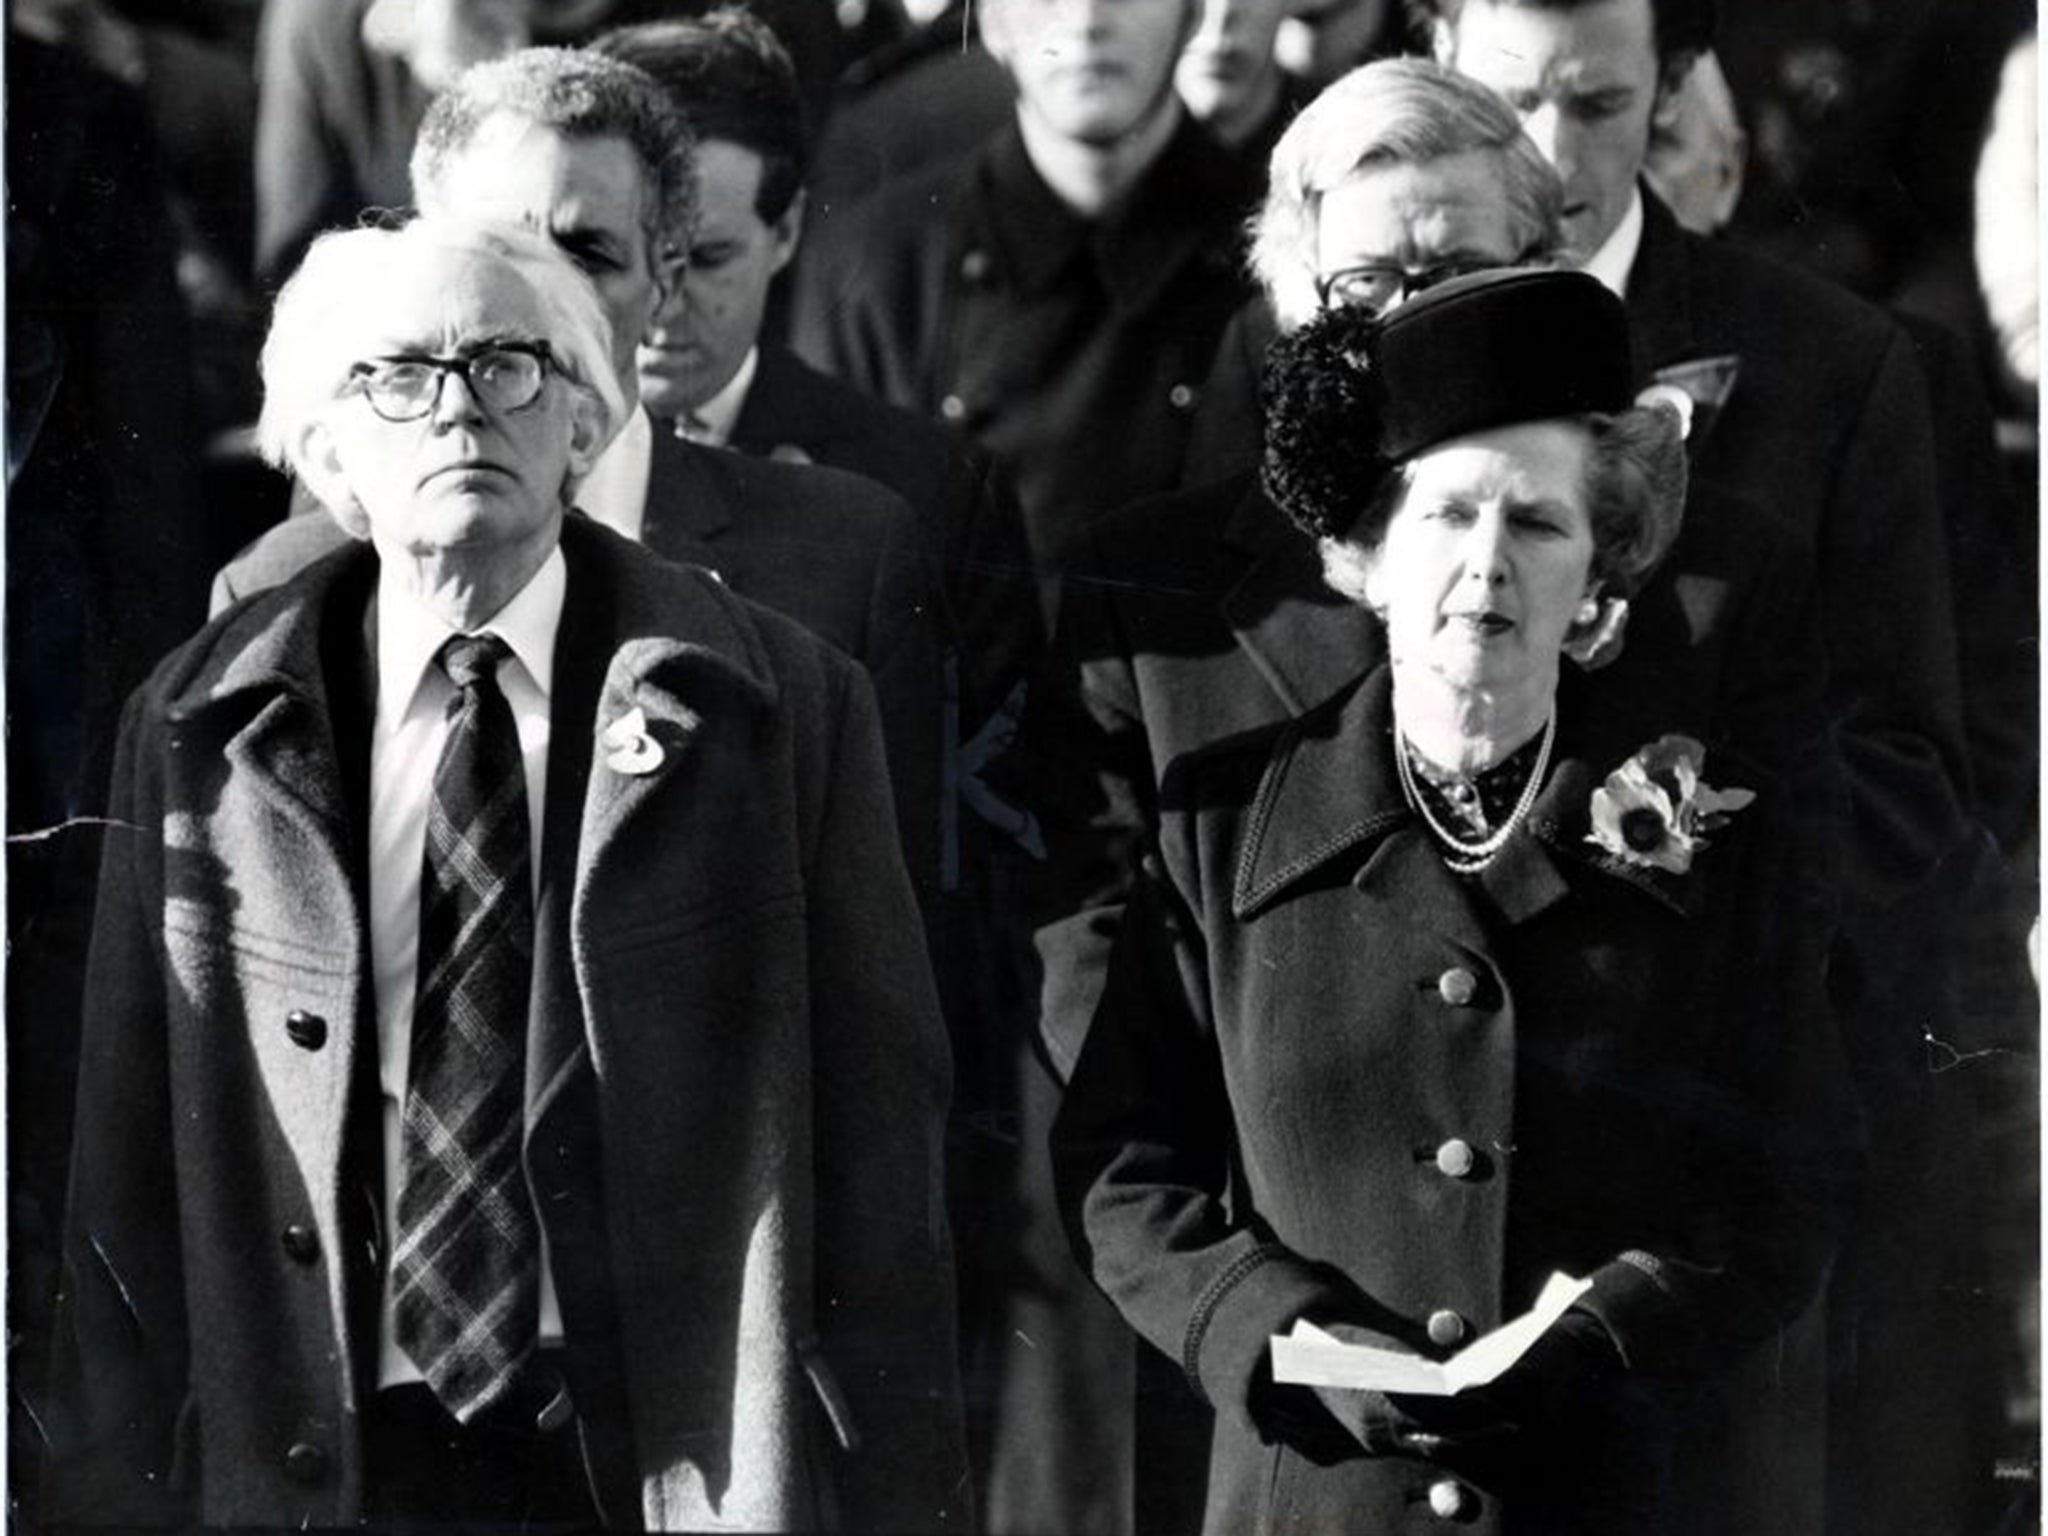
[[1412, 0, 1718, 83], [590, 8, 808, 224], [411, 47, 698, 243]]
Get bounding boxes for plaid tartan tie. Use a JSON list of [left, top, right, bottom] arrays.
[[392, 632, 541, 1422]]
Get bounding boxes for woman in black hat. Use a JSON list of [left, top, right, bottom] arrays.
[[1051, 268, 1859, 1535]]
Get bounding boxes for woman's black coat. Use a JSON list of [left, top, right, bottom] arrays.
[[1054, 664, 1861, 1535]]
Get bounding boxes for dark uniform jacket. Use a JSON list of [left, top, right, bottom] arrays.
[[790, 113, 1261, 567], [1053, 664, 1860, 1536], [44, 517, 968, 1529]]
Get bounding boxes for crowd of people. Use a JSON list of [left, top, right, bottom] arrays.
[[7, 1, 2038, 1532]]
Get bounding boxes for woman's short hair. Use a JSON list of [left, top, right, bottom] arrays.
[[255, 219, 626, 525], [1250, 56, 1564, 328], [1315, 403, 1687, 611]]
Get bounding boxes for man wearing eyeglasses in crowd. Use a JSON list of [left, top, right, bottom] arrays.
[[1022, 58, 1832, 1531], [42, 216, 968, 1530]]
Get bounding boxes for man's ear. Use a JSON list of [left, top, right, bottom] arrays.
[[1430, 11, 1457, 65], [294, 419, 374, 539], [566, 391, 610, 477], [770, 188, 806, 277]]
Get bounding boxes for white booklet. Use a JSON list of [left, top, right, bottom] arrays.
[[1270, 1272, 1593, 1396]]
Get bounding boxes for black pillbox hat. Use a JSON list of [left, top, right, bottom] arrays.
[[1371, 266, 1633, 460], [1261, 267, 1635, 539]]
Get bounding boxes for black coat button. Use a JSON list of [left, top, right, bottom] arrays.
[[280, 1224, 320, 1264], [285, 1010, 327, 1050], [284, 1442, 328, 1483]]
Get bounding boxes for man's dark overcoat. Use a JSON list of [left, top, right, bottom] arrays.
[[45, 517, 969, 1530], [1053, 665, 1861, 1536], [211, 438, 947, 910]]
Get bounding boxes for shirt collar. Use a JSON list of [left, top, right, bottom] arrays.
[[1579, 187, 1645, 299], [376, 541, 566, 726], [683, 345, 758, 448], [577, 404, 653, 537]]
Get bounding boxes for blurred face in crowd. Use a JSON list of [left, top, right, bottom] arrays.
[[423, 112, 663, 395], [1176, 0, 1287, 137], [364, 0, 530, 90], [983, 0, 1198, 147], [305, 247, 597, 597], [1362, 420, 1598, 700], [1436, 0, 1668, 258], [639, 138, 801, 416], [1274, 0, 1393, 85], [1313, 151, 1524, 318]]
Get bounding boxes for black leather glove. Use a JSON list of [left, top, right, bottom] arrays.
[[1300, 1321, 1516, 1457], [1452, 1308, 1626, 1435]]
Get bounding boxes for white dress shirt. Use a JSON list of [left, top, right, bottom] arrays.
[[369, 546, 567, 1388], [674, 346, 759, 448], [576, 404, 653, 541], [1581, 187, 1646, 300]]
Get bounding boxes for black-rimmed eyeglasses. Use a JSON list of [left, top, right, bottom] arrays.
[[1313, 257, 1508, 316], [346, 342, 558, 423]]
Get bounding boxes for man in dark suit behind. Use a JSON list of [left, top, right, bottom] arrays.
[[217, 45, 950, 903], [589, 8, 1042, 713]]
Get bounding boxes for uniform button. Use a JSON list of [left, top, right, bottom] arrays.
[[960, 248, 992, 284], [939, 393, 967, 424], [1167, 381, 1197, 412], [1427, 1477, 1475, 1519], [1434, 1138, 1477, 1179], [284, 1010, 327, 1050], [1426, 1309, 1468, 1347], [280, 1224, 320, 1264], [1436, 967, 1478, 1007], [284, 1442, 328, 1484]]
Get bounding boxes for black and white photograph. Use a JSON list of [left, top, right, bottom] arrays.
[[6, 0, 2039, 1531]]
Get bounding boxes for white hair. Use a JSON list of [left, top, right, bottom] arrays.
[[255, 218, 626, 524], [1250, 56, 1564, 328]]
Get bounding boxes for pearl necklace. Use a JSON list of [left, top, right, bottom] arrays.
[[1393, 714, 1556, 874]]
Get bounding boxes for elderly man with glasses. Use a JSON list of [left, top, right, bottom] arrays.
[[42, 217, 968, 1531]]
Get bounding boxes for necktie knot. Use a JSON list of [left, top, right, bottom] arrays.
[[438, 632, 512, 691]]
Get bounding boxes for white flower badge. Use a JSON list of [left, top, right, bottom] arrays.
[[1587, 734, 1754, 875], [601, 705, 665, 776]]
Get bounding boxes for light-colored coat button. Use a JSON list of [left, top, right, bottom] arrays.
[[1428, 1478, 1475, 1519], [1434, 1138, 1477, 1179], [1436, 967, 1479, 1006], [940, 393, 967, 423], [1427, 1309, 1468, 1347]]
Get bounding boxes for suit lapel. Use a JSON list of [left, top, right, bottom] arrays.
[[1624, 189, 1703, 379], [1218, 483, 1382, 714], [640, 426, 737, 566], [728, 346, 827, 462]]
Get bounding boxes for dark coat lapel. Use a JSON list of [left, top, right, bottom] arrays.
[[1624, 188, 1703, 378], [1233, 666, 1699, 932], [1217, 483, 1382, 715], [639, 424, 737, 562]]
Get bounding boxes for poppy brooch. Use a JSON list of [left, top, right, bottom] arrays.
[[1587, 735, 1754, 875]]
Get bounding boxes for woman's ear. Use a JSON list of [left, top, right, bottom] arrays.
[[1563, 591, 1631, 670], [1316, 535, 1388, 615]]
